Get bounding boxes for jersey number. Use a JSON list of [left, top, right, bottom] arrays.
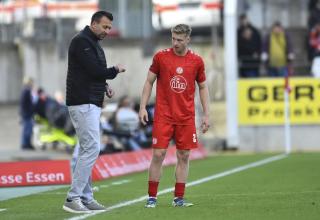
[[192, 134, 197, 143]]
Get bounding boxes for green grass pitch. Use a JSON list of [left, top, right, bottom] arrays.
[[0, 152, 319, 220]]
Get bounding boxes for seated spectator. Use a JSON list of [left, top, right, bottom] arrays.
[[34, 88, 75, 136], [113, 96, 143, 151], [100, 98, 154, 154], [134, 102, 154, 140], [34, 88, 47, 119], [262, 22, 294, 77], [115, 97, 140, 132]]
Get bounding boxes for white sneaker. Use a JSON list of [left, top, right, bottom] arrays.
[[83, 199, 106, 211], [63, 199, 92, 214]]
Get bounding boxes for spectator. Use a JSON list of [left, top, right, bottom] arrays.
[[310, 23, 320, 58], [309, 0, 319, 11], [114, 95, 143, 151], [100, 99, 153, 153], [34, 88, 75, 135], [34, 88, 48, 119], [51, 91, 75, 136], [307, 0, 320, 61], [308, 0, 320, 30], [238, 14, 261, 51], [115, 96, 139, 130], [19, 76, 36, 150], [237, 14, 261, 77], [238, 27, 261, 77], [310, 23, 320, 77], [262, 22, 294, 77]]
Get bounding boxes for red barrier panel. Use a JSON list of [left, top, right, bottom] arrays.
[[0, 145, 207, 187], [92, 145, 207, 181], [0, 160, 71, 187]]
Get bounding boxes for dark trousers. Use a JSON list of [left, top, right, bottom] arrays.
[[21, 118, 33, 149], [268, 67, 287, 77]]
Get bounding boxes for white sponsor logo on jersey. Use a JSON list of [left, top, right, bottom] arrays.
[[170, 75, 187, 93]]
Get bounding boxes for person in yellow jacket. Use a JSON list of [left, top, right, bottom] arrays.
[[261, 22, 295, 77]]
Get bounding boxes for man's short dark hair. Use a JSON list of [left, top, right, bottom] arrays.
[[273, 21, 282, 27], [91, 11, 113, 24]]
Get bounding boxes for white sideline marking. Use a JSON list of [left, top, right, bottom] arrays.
[[208, 190, 320, 197], [40, 192, 66, 195], [66, 154, 287, 220], [100, 179, 132, 188], [0, 209, 7, 212], [40, 180, 132, 195]]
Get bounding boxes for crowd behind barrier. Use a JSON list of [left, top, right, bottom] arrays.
[[99, 95, 153, 154], [19, 84, 154, 154], [238, 1, 320, 78]]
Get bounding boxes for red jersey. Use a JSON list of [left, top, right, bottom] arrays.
[[149, 48, 206, 125]]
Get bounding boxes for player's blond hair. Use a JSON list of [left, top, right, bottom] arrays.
[[171, 24, 192, 37]]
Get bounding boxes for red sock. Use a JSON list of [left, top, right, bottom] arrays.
[[174, 182, 186, 198], [148, 181, 159, 197]]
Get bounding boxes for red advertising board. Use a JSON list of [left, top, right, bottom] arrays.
[[92, 145, 207, 181], [0, 160, 71, 187], [0, 145, 207, 187]]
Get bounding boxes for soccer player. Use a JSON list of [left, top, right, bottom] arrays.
[[139, 24, 210, 208]]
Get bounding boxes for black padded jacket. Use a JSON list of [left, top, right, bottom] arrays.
[[66, 26, 118, 107]]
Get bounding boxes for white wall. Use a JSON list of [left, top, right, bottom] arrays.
[[0, 44, 22, 103], [0, 39, 216, 103]]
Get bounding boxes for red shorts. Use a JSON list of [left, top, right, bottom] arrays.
[[151, 122, 198, 150]]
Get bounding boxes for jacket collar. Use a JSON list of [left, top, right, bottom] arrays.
[[82, 25, 100, 42]]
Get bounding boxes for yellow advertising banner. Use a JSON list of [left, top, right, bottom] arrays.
[[238, 78, 320, 125]]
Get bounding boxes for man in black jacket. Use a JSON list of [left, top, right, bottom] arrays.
[[63, 11, 125, 214]]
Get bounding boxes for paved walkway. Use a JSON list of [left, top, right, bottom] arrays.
[[0, 185, 67, 201]]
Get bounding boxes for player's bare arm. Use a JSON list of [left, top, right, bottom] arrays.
[[198, 81, 210, 133], [139, 71, 157, 125]]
